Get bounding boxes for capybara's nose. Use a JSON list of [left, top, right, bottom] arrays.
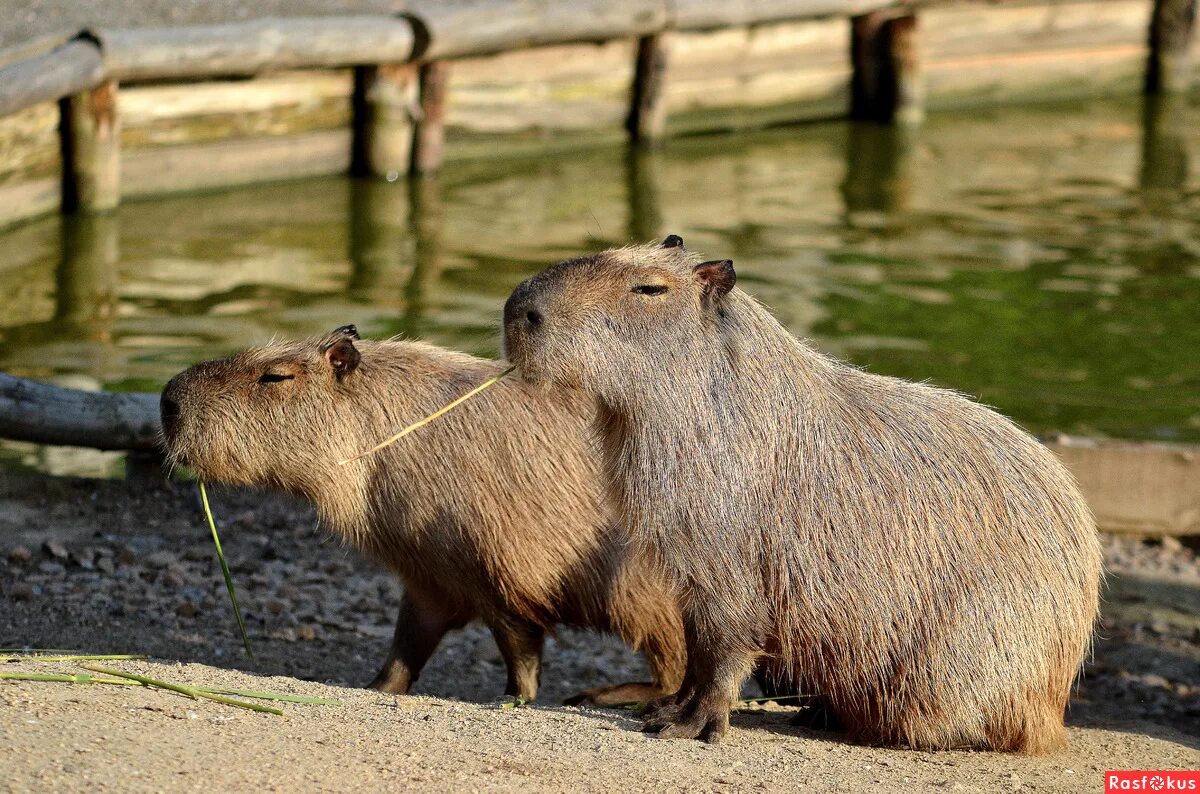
[[503, 280, 544, 332], [160, 377, 183, 440]]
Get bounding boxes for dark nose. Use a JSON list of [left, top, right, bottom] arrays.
[[503, 279, 546, 331], [160, 378, 183, 439]]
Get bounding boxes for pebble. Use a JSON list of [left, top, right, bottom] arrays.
[[96, 557, 116, 574], [1160, 536, 1183, 553], [143, 551, 177, 569], [162, 570, 185, 589], [43, 540, 69, 560], [296, 625, 317, 641], [117, 546, 138, 565], [7, 546, 32, 564], [10, 582, 36, 600], [37, 561, 66, 576], [175, 601, 198, 618]]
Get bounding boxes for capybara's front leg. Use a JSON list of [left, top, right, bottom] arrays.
[[489, 619, 545, 701], [641, 617, 756, 744], [369, 586, 469, 694]]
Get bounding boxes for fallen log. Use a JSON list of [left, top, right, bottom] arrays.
[[0, 374, 160, 451]]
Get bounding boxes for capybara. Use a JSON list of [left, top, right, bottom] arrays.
[[502, 237, 1103, 752], [159, 325, 685, 705]]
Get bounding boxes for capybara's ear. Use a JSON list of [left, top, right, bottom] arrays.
[[332, 323, 360, 340], [325, 337, 361, 380], [660, 234, 684, 249], [693, 259, 736, 298]]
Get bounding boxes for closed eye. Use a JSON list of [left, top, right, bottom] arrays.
[[632, 284, 668, 296], [258, 372, 295, 384]]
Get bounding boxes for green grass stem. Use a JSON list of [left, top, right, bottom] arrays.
[[81, 664, 284, 716], [199, 481, 254, 659]]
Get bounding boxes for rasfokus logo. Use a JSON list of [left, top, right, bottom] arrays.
[[1106, 771, 1200, 792]]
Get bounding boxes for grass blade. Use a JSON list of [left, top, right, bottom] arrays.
[[0, 670, 327, 708], [0, 653, 146, 662], [79, 663, 198, 700], [199, 481, 254, 659], [0, 671, 138, 685], [338, 366, 515, 465], [81, 664, 283, 716]]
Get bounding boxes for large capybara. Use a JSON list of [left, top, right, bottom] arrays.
[[159, 325, 685, 705], [502, 237, 1103, 752]]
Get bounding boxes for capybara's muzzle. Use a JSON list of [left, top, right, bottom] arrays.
[[159, 374, 186, 447]]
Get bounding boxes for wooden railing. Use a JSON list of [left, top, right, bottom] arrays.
[[0, 0, 1194, 215]]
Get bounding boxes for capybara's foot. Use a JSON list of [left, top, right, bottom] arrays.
[[638, 691, 684, 721], [564, 681, 668, 708], [641, 689, 731, 744], [367, 661, 413, 695]]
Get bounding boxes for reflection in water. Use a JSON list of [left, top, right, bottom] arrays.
[[1, 97, 1199, 475], [1139, 95, 1189, 196], [841, 121, 913, 219]]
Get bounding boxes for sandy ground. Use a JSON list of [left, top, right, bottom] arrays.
[[1, 470, 1197, 792]]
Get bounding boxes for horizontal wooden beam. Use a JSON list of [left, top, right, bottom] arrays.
[[670, 0, 896, 30], [101, 16, 416, 82], [0, 374, 160, 451], [410, 0, 669, 60], [0, 38, 104, 118]]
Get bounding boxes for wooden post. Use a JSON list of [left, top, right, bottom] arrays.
[[1146, 0, 1197, 94], [61, 79, 120, 213], [352, 64, 418, 180], [850, 12, 924, 126], [627, 33, 670, 144], [412, 61, 451, 175]]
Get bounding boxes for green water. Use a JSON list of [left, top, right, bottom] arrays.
[[2, 97, 1199, 474]]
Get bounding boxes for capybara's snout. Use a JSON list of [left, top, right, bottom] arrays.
[[159, 373, 187, 445], [502, 278, 549, 379], [503, 278, 545, 334]]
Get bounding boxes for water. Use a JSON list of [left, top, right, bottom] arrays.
[[2, 96, 1198, 475]]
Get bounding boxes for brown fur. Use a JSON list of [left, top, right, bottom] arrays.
[[160, 329, 685, 705], [502, 239, 1103, 752]]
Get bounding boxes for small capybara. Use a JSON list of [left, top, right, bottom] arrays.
[[159, 325, 685, 705], [503, 237, 1103, 752]]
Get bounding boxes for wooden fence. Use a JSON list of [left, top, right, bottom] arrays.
[[0, 0, 1195, 227]]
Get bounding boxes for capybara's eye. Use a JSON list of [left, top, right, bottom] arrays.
[[632, 284, 668, 296], [258, 372, 295, 384]]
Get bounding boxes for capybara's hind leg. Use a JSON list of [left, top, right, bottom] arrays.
[[987, 695, 1067, 755], [564, 681, 668, 707], [490, 619, 546, 701], [369, 587, 469, 694]]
